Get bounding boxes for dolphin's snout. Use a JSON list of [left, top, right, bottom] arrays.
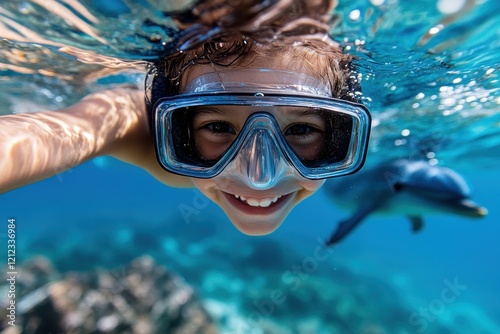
[[473, 206, 488, 217], [458, 199, 488, 217]]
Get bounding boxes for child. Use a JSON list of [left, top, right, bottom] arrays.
[[0, 0, 371, 235]]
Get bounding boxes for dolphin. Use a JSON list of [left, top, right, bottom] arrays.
[[324, 159, 488, 246]]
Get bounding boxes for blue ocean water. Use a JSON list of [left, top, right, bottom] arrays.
[[1, 0, 499, 333]]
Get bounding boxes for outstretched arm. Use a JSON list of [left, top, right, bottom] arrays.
[[0, 87, 192, 193]]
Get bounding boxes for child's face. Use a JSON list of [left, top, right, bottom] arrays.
[[180, 53, 329, 235]]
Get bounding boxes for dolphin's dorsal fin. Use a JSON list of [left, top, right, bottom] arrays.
[[408, 215, 424, 232]]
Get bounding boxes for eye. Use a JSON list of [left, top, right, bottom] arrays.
[[284, 123, 324, 148], [203, 121, 236, 135], [284, 124, 318, 137]]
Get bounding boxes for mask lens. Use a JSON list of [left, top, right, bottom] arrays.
[[168, 104, 354, 168], [281, 109, 353, 168], [170, 106, 233, 167]]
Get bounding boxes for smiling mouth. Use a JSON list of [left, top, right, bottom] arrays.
[[222, 191, 293, 215], [234, 194, 282, 207]]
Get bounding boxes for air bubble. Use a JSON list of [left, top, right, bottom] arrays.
[[349, 10, 361, 22]]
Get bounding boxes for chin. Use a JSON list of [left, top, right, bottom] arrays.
[[232, 222, 282, 236], [228, 216, 286, 236]]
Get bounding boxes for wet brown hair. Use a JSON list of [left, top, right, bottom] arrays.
[[146, 0, 361, 122]]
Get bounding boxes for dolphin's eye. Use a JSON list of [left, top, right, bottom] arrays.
[[392, 182, 403, 192]]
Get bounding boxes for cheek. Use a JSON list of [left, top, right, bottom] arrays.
[[300, 179, 325, 192], [191, 178, 217, 198], [190, 177, 234, 205], [193, 131, 233, 161], [295, 179, 325, 202]]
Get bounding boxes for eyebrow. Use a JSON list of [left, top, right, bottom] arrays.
[[191, 106, 227, 116], [283, 108, 322, 116]]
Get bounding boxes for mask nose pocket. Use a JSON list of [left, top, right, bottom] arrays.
[[239, 128, 285, 189]]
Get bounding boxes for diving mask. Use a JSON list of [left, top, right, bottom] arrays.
[[152, 69, 371, 188]]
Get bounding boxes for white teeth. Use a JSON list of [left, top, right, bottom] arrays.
[[233, 194, 283, 207], [247, 198, 260, 207], [259, 198, 273, 207]]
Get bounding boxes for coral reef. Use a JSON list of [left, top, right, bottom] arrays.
[[0, 256, 217, 334]]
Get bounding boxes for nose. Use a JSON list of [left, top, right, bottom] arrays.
[[239, 128, 286, 190]]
